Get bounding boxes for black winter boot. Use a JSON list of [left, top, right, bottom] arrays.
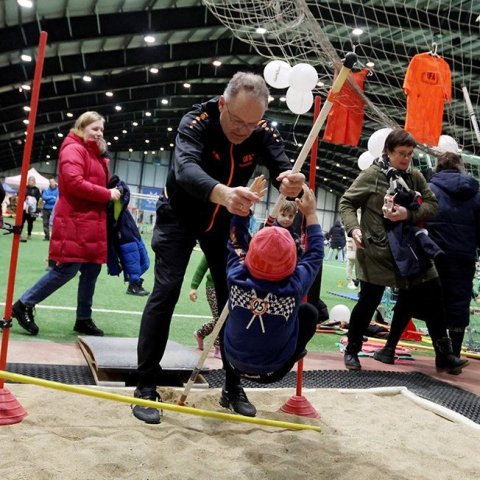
[[434, 337, 469, 375], [344, 343, 361, 371], [12, 300, 39, 335], [448, 329, 465, 358], [373, 346, 396, 364], [127, 279, 150, 296], [74, 319, 104, 336]]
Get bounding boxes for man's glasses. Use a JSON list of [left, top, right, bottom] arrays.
[[224, 103, 262, 130]]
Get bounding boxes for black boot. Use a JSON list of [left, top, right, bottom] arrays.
[[434, 337, 469, 375], [12, 300, 39, 335], [373, 346, 396, 364], [448, 329, 465, 358], [74, 318, 104, 336], [127, 279, 150, 296], [344, 343, 361, 371]]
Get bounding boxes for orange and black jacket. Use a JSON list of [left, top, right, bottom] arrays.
[[164, 97, 291, 234]]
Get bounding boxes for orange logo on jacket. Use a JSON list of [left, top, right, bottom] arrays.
[[212, 150, 221, 161], [240, 153, 254, 167]]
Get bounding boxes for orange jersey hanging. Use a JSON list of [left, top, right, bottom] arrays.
[[403, 52, 451, 146], [323, 68, 369, 147]]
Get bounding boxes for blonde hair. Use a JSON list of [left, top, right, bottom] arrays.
[[71, 111, 106, 153], [280, 200, 298, 216]]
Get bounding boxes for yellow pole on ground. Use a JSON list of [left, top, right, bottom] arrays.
[[0, 370, 321, 432]]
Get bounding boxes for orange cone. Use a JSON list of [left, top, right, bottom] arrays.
[[0, 387, 28, 425]]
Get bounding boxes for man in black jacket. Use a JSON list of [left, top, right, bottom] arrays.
[[133, 72, 305, 424]]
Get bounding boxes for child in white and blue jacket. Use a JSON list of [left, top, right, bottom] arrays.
[[222, 185, 324, 400]]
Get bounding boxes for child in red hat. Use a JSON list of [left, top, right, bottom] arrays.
[[219, 181, 324, 417]]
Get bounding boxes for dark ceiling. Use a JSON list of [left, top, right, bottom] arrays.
[[0, 0, 478, 196]]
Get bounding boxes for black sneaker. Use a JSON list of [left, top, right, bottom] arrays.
[[131, 387, 162, 424], [12, 300, 39, 335], [220, 386, 257, 417], [74, 319, 104, 336], [126, 282, 150, 296], [344, 351, 361, 371], [373, 346, 396, 364]]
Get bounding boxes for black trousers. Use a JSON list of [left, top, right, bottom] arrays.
[[136, 212, 231, 388], [223, 303, 319, 387], [347, 278, 448, 353]]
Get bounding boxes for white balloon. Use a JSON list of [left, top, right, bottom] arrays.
[[288, 63, 318, 92], [437, 134, 459, 153], [263, 60, 292, 89], [367, 127, 393, 157], [358, 151, 375, 170], [330, 304, 351, 324], [285, 87, 313, 115]]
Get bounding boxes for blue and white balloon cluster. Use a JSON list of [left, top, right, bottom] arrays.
[[263, 60, 318, 115]]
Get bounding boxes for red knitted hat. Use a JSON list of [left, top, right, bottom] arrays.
[[245, 226, 297, 281]]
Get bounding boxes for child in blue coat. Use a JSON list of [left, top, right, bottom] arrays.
[[220, 183, 324, 417]]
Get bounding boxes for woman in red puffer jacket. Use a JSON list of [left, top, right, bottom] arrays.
[[12, 111, 121, 337]]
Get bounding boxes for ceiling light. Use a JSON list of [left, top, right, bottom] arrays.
[[336, 163, 340, 167], [144, 35, 155, 43], [52, 146, 57, 150], [144, 151, 148, 155], [183, 83, 191, 89], [129, 148, 133, 152], [57, 133, 63, 137], [323, 177, 327, 181], [366, 61, 375, 68], [315, 166, 320, 170], [23, 119, 29, 124], [115, 105, 122, 111], [113, 136, 119, 140], [151, 151, 156, 154], [82, 75, 92, 82], [46, 155, 50, 159], [149, 67, 159, 74], [107, 141, 112, 146], [145, 111, 152, 117], [169, 143, 174, 147], [160, 147, 164, 151], [23, 106, 31, 111], [271, 121, 278, 127], [132, 121, 138, 126], [167, 127, 173, 132], [212, 60, 222, 67], [45, 161, 50, 165], [290, 159, 295, 163], [17, 0, 33, 7], [105, 91, 114, 97], [343, 176, 347, 180], [256, 27, 267, 34], [145, 139, 150, 144], [21, 54, 32, 62], [66, 112, 73, 117], [279, 96, 286, 102], [352, 28, 364, 36], [122, 129, 127, 134], [21, 84, 31, 91], [161, 99, 168, 105]]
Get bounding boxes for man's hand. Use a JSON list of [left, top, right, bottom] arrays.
[[351, 228, 365, 249], [277, 171, 305, 198], [209, 184, 263, 216]]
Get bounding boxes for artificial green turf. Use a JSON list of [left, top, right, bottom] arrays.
[[1, 218, 478, 354]]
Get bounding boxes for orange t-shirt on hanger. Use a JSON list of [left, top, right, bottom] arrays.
[[323, 68, 369, 147], [403, 52, 451, 146]]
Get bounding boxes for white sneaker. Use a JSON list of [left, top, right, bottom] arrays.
[[347, 281, 356, 289]]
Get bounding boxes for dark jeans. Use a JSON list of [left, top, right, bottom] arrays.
[[42, 209, 52, 239], [347, 278, 448, 353], [22, 213, 36, 236], [223, 303, 319, 387], [137, 211, 231, 388], [20, 262, 101, 319]]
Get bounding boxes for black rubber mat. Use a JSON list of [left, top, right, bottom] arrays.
[[6, 363, 96, 385], [205, 369, 480, 425]]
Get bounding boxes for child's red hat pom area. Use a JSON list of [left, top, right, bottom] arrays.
[[245, 226, 297, 281]]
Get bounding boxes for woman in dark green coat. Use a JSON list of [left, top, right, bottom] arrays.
[[339, 128, 468, 374]]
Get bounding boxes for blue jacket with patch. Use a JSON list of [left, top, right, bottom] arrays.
[[224, 215, 323, 374], [107, 178, 150, 283]]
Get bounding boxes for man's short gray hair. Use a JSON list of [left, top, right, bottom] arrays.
[[223, 72, 270, 108]]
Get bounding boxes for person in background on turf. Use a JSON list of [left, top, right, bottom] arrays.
[[41, 177, 59, 241], [132, 72, 304, 424], [221, 183, 323, 403], [339, 128, 468, 374], [190, 254, 221, 359], [325, 220, 346, 261], [426, 152, 480, 357], [12, 111, 121, 337], [22, 175, 41, 240]]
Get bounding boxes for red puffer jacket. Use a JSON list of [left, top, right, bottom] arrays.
[[49, 132, 112, 264]]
